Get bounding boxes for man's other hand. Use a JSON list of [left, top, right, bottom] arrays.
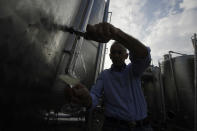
[[64, 84, 92, 107]]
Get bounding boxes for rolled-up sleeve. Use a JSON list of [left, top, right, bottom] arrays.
[[90, 72, 104, 110], [129, 47, 151, 76]]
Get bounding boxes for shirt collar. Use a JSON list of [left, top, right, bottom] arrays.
[[110, 63, 126, 72]]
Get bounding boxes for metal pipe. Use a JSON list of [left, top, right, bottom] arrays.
[[101, 0, 110, 71], [169, 51, 187, 56], [68, 0, 95, 76], [158, 62, 166, 123], [191, 33, 197, 131], [44, 112, 85, 125], [94, 0, 110, 81]]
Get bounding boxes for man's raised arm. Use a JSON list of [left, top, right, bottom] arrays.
[[86, 22, 148, 58]]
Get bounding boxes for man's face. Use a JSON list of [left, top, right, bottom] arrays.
[[110, 44, 128, 66]]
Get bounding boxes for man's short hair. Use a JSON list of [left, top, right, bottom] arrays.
[[110, 41, 127, 53]]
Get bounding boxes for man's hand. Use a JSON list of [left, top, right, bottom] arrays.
[[64, 84, 92, 107], [85, 22, 120, 43]]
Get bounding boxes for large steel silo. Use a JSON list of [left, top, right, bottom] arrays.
[[0, 0, 110, 130], [161, 54, 195, 130]]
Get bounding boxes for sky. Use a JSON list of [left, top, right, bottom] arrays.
[[104, 0, 197, 69]]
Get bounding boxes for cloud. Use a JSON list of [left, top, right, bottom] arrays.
[[104, 0, 197, 68], [180, 0, 197, 10], [109, 0, 146, 37], [144, 0, 197, 65]]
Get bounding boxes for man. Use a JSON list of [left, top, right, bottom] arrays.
[[66, 22, 152, 131]]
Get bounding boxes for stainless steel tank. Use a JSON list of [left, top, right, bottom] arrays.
[[0, 0, 109, 130], [161, 54, 195, 130]]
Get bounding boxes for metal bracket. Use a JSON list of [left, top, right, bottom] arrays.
[[108, 12, 112, 23]]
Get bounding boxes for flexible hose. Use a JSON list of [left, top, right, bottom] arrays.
[[192, 33, 197, 131]]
